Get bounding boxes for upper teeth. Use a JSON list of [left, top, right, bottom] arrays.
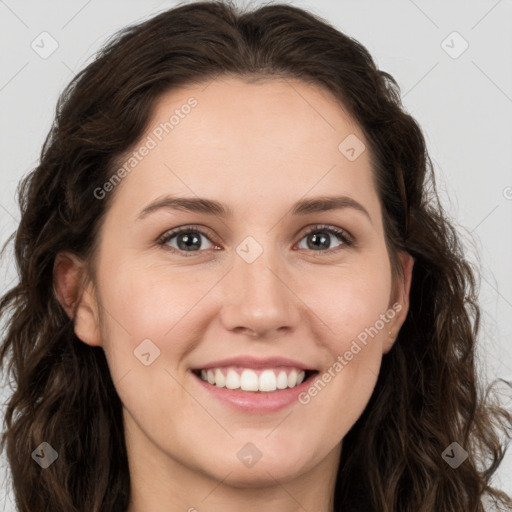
[[199, 367, 306, 392]]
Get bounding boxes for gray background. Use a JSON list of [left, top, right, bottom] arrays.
[[1, 0, 511, 509]]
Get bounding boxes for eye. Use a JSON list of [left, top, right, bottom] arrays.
[[157, 223, 353, 257], [296, 224, 352, 253], [157, 225, 217, 256]]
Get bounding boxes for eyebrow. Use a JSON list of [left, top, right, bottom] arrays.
[[136, 195, 372, 223]]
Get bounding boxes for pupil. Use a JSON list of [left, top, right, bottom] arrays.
[[310, 232, 329, 250], [178, 233, 200, 251]]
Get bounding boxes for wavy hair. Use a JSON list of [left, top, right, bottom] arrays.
[[1, 1, 511, 510]]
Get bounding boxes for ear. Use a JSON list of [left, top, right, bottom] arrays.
[[53, 252, 102, 347], [382, 251, 414, 354]]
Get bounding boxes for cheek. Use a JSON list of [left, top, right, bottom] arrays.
[[301, 255, 393, 348], [295, 289, 391, 447], [99, 256, 194, 328], [96, 257, 223, 375], [296, 255, 392, 415]]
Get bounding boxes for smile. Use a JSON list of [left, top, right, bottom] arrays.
[[194, 367, 315, 392], [192, 366, 318, 393]]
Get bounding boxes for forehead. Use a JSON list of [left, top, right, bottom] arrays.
[[108, 76, 378, 220]]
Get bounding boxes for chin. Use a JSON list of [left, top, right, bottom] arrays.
[[203, 453, 311, 488]]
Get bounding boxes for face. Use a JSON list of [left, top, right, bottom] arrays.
[[56, 76, 412, 495]]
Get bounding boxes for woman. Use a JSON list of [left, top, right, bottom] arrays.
[[0, 1, 510, 511]]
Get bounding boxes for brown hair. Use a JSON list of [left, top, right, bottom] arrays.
[[1, 1, 511, 510]]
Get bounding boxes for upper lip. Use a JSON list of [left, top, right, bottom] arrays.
[[190, 356, 317, 371]]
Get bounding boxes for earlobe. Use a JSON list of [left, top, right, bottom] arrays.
[[53, 252, 102, 347], [73, 295, 102, 347]]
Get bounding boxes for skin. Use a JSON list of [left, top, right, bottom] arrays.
[[54, 76, 413, 512]]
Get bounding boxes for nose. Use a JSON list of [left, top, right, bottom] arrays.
[[219, 245, 301, 338]]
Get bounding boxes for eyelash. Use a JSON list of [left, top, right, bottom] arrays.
[[156, 224, 353, 257]]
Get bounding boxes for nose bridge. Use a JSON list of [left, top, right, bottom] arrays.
[[237, 239, 282, 300], [220, 235, 299, 336]]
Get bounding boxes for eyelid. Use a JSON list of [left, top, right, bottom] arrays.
[[300, 224, 353, 247], [156, 223, 354, 256], [156, 224, 220, 250]]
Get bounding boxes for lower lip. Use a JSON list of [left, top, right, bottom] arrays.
[[190, 370, 317, 413]]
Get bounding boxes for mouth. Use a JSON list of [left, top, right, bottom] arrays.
[[191, 367, 319, 393]]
